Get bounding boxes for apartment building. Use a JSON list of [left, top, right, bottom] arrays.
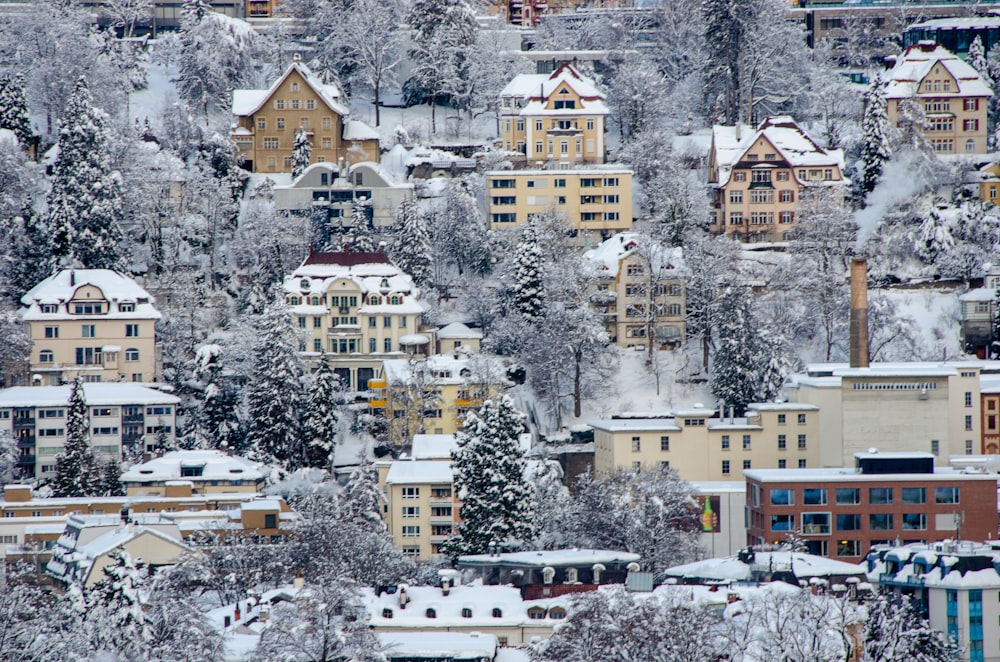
[[381, 460, 457, 560], [20, 269, 161, 385], [745, 452, 998, 563], [708, 116, 848, 242], [485, 169, 633, 238], [120, 450, 266, 496], [283, 251, 430, 390], [584, 233, 685, 349], [590, 403, 822, 482], [500, 63, 608, 166], [0, 383, 178, 480], [885, 42, 992, 155], [231, 57, 379, 174]]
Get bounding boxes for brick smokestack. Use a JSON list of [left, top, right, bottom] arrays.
[[849, 258, 870, 369]]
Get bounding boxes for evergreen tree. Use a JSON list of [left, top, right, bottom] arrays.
[[446, 395, 536, 555], [512, 221, 545, 322], [390, 198, 432, 286], [970, 36, 993, 91], [701, 0, 743, 124], [186, 344, 242, 450], [1, 209, 53, 304], [87, 550, 150, 657], [244, 298, 305, 468], [863, 592, 960, 662], [344, 204, 376, 252], [302, 361, 340, 468], [47, 77, 125, 270], [100, 460, 124, 497], [861, 73, 891, 195], [52, 378, 102, 497], [0, 73, 33, 148], [339, 454, 385, 532], [290, 127, 312, 179]]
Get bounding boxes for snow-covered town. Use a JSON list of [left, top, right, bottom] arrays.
[[9, 0, 1000, 660]]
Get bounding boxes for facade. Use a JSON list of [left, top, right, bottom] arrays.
[[484, 169, 633, 237], [905, 16, 1000, 56], [708, 116, 848, 242], [499, 64, 608, 166], [231, 58, 380, 174], [121, 450, 266, 495], [978, 162, 1000, 204], [0, 384, 178, 480], [744, 452, 998, 562], [885, 42, 992, 155], [584, 232, 686, 348], [380, 460, 457, 560], [690, 482, 748, 559], [590, 403, 822, 482], [283, 251, 429, 391], [20, 269, 162, 385], [960, 287, 996, 357], [435, 323, 483, 355]]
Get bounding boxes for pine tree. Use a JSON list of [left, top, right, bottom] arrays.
[[339, 454, 385, 532], [244, 298, 305, 468], [302, 361, 340, 468], [52, 378, 102, 497], [344, 204, 376, 252], [390, 198, 433, 286], [186, 344, 242, 450], [511, 221, 545, 322], [87, 550, 150, 656], [970, 36, 993, 90], [701, 0, 743, 124], [100, 460, 124, 497], [48, 77, 125, 270], [861, 73, 891, 195], [1, 209, 53, 304], [290, 127, 312, 179], [446, 395, 536, 555], [0, 73, 33, 149]]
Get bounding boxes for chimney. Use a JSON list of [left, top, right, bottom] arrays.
[[69, 270, 75, 286], [849, 258, 870, 369]]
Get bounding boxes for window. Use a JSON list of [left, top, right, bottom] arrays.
[[931, 439, 940, 455], [402, 506, 419, 518], [802, 513, 830, 535], [798, 459, 807, 468], [492, 608, 502, 618], [869, 487, 892, 505], [125, 348, 139, 361], [836, 514, 861, 531], [837, 540, 861, 557], [771, 514, 795, 531], [291, 100, 300, 109], [402, 526, 419, 538], [660, 436, 669, 451], [631, 436, 641, 452], [82, 324, 96, 338], [797, 413, 806, 424], [777, 434, 786, 450], [39, 349, 53, 363], [777, 171, 789, 181], [751, 170, 771, 184], [384, 338, 392, 352], [770, 489, 794, 506], [402, 487, 420, 499], [721, 460, 730, 475], [966, 415, 974, 431], [125, 323, 139, 337], [935, 487, 959, 504], [742, 434, 751, 450], [797, 434, 806, 449], [964, 119, 980, 132], [733, 171, 746, 182], [965, 98, 979, 111], [535, 120, 542, 131], [306, 99, 315, 110], [322, 117, 332, 130], [721, 435, 730, 450], [902, 513, 927, 530], [461, 607, 473, 618], [778, 459, 786, 468], [869, 513, 893, 531], [384, 316, 391, 328], [802, 488, 827, 505], [902, 487, 925, 504], [44, 326, 58, 338], [73, 303, 103, 314], [729, 190, 743, 204], [742, 459, 751, 470], [779, 190, 794, 203], [298, 317, 306, 328], [264, 138, 278, 149]]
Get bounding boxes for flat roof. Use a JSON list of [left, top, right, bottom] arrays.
[[744, 467, 998, 483]]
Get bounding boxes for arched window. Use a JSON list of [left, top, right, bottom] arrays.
[[300, 278, 310, 290], [549, 607, 567, 620], [370, 295, 381, 305], [425, 608, 436, 619], [527, 607, 546, 620], [311, 296, 320, 305], [125, 348, 140, 362], [289, 296, 299, 305], [39, 350, 53, 363], [391, 295, 400, 305], [461, 607, 472, 618], [492, 608, 503, 618]]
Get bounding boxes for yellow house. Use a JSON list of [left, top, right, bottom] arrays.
[[708, 116, 848, 243], [584, 233, 686, 349], [231, 57, 380, 174], [591, 403, 821, 481], [380, 460, 458, 560], [977, 162, 1000, 204], [20, 269, 161, 385], [885, 42, 992, 155], [485, 169, 633, 239], [500, 63, 608, 166]]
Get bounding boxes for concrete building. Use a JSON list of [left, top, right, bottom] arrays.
[[690, 481, 748, 559], [121, 450, 267, 495], [20, 269, 162, 385], [380, 460, 457, 560], [744, 452, 998, 562], [0, 383, 178, 480], [590, 403, 822, 482]]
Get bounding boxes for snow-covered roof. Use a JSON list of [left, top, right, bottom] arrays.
[[885, 43, 994, 100], [960, 287, 995, 302], [588, 418, 682, 432], [20, 269, 161, 321], [378, 632, 497, 659], [664, 551, 865, 583], [381, 354, 509, 387], [121, 451, 265, 484], [743, 466, 997, 483], [384, 460, 454, 485], [285, 252, 423, 313], [457, 549, 641, 569], [410, 434, 457, 460], [869, 541, 1000, 590], [583, 232, 685, 277], [500, 64, 609, 117], [0, 384, 178, 409], [746, 402, 820, 412], [436, 322, 483, 340], [231, 60, 349, 117], [343, 120, 379, 141]]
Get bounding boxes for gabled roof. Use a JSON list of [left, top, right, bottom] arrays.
[[886, 42, 994, 100], [286, 252, 425, 314], [583, 232, 685, 276], [20, 269, 161, 321], [231, 60, 350, 117], [500, 63, 609, 117]]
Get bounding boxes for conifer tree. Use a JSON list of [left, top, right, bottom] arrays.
[[52, 378, 102, 497], [1, 209, 52, 305], [344, 205, 376, 252], [302, 361, 340, 468], [87, 550, 150, 656], [390, 198, 433, 286], [290, 127, 312, 179], [512, 221, 545, 322], [244, 298, 305, 468], [0, 73, 33, 148], [446, 395, 536, 555], [970, 36, 993, 91], [100, 460, 124, 497], [339, 454, 385, 532], [861, 73, 891, 195], [48, 77, 125, 270], [186, 344, 242, 450]]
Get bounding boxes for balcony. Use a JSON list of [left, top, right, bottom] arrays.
[[429, 515, 453, 525], [430, 534, 450, 544], [369, 399, 387, 409], [368, 379, 387, 390], [429, 496, 453, 506], [12, 418, 35, 430]]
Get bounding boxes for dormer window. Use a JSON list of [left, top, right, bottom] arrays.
[[119, 303, 135, 313], [425, 608, 436, 619], [492, 608, 502, 618], [300, 278, 310, 290], [290, 296, 299, 305], [311, 296, 320, 305], [382, 608, 393, 619], [370, 295, 381, 305], [40, 304, 57, 314], [461, 608, 472, 618], [390, 296, 400, 305], [73, 303, 103, 314]]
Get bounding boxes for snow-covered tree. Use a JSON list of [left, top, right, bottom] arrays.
[[145, 578, 224, 661], [970, 36, 993, 92], [52, 378, 102, 497], [607, 53, 669, 142], [0, 429, 17, 484], [302, 361, 340, 468], [100, 460, 124, 497], [527, 458, 573, 550], [0, 310, 30, 388], [339, 454, 385, 533], [389, 198, 433, 287], [331, 0, 403, 127], [186, 344, 243, 450], [0, 73, 33, 149], [244, 298, 305, 468], [702, 0, 743, 124], [861, 73, 891, 195], [446, 395, 536, 556], [48, 77, 126, 270], [428, 180, 492, 282], [383, 357, 444, 446], [863, 592, 960, 662], [86, 550, 150, 657], [512, 221, 545, 322], [290, 127, 312, 179], [1, 210, 52, 306]]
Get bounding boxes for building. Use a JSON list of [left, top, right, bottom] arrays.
[[663, 548, 867, 588], [590, 403, 822, 482], [273, 161, 414, 231], [904, 16, 1000, 56], [708, 116, 848, 242], [435, 323, 483, 355], [499, 63, 608, 166], [77, 0, 244, 34], [20, 269, 162, 385], [690, 482, 748, 559], [121, 450, 267, 495], [976, 162, 1000, 205], [885, 42, 992, 155], [868, 540, 1000, 662], [380, 460, 457, 560], [744, 452, 998, 561], [584, 233, 685, 349], [457, 548, 642, 597], [378, 632, 498, 662], [231, 58, 380, 174], [283, 251, 430, 391], [0, 383, 178, 480], [484, 168, 634, 238], [960, 287, 996, 357]]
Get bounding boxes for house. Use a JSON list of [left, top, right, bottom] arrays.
[[0, 383, 178, 480], [121, 450, 267, 495], [663, 549, 868, 588], [584, 232, 686, 349], [20, 269, 162, 385], [590, 403, 822, 481], [283, 251, 430, 390], [884, 42, 992, 155], [230, 57, 379, 174], [744, 452, 998, 561], [435, 323, 483, 355], [708, 116, 848, 243], [379, 460, 457, 560], [976, 162, 1000, 204], [484, 168, 634, 240], [456, 549, 642, 598], [499, 63, 608, 166]]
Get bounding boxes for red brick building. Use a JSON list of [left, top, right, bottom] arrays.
[[745, 452, 998, 562]]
